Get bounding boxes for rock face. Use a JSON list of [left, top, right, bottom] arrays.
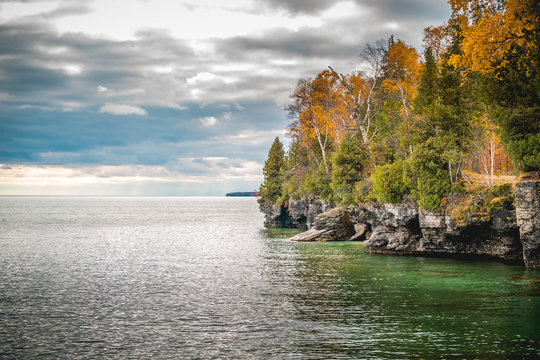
[[515, 180, 540, 269], [259, 198, 332, 229], [260, 182, 540, 268], [362, 200, 522, 262], [291, 207, 355, 242]]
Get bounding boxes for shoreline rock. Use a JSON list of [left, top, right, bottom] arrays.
[[290, 208, 354, 242], [259, 198, 332, 229], [259, 180, 539, 269], [515, 181, 540, 269]]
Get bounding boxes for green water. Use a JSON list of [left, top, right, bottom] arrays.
[[266, 228, 540, 359]]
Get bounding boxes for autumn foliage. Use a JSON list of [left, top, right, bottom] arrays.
[[260, 0, 537, 210]]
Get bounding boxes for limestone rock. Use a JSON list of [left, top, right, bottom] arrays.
[[349, 223, 370, 241], [516, 180, 540, 269], [259, 198, 333, 229], [291, 207, 354, 242], [364, 225, 421, 253]]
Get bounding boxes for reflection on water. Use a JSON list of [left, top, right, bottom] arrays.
[[0, 196, 539, 359]]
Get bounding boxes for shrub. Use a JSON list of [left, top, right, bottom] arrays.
[[303, 164, 333, 202], [371, 160, 409, 203], [330, 135, 369, 204], [408, 138, 452, 211]]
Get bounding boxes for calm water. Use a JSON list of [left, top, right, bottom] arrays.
[[0, 196, 539, 359]]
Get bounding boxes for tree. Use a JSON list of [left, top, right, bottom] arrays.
[[258, 137, 286, 205], [448, 0, 539, 171], [423, 25, 450, 62], [329, 40, 387, 169], [330, 134, 370, 203], [382, 39, 421, 119], [415, 47, 439, 112], [286, 71, 347, 175]]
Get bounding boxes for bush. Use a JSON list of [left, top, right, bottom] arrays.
[[330, 135, 369, 204], [303, 164, 333, 202], [408, 138, 452, 211], [484, 183, 515, 212], [371, 160, 409, 203]]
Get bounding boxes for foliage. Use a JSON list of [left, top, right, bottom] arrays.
[[258, 137, 286, 205], [447, 0, 539, 171], [408, 138, 452, 211], [303, 163, 333, 202], [330, 134, 370, 204], [260, 0, 535, 210], [371, 160, 409, 203]]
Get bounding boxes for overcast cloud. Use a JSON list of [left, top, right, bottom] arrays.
[[0, 0, 451, 195]]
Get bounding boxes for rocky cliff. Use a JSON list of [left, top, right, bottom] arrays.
[[259, 198, 332, 228], [259, 180, 540, 269], [515, 180, 540, 269]]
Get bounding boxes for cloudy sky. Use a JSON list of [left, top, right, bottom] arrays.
[[0, 0, 450, 195]]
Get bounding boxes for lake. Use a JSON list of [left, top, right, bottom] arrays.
[[1, 196, 539, 358]]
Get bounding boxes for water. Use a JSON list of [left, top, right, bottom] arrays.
[[1, 196, 539, 359]]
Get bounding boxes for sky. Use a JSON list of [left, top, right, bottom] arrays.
[[0, 0, 451, 195]]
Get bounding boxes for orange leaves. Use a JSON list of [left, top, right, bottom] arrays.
[[448, 0, 537, 76], [382, 39, 421, 117]]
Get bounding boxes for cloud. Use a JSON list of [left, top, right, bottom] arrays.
[[40, 0, 94, 20], [99, 103, 148, 116], [356, 0, 450, 22], [260, 0, 342, 15], [198, 116, 218, 126], [0, 0, 452, 194]]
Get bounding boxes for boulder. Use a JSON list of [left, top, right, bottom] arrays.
[[291, 207, 354, 242]]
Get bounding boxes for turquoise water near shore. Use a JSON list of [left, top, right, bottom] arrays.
[[1, 197, 539, 358]]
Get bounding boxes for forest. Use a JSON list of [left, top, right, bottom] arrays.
[[259, 0, 539, 212]]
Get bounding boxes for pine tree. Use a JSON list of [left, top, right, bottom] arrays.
[[330, 134, 369, 204], [258, 137, 286, 205], [415, 47, 438, 111]]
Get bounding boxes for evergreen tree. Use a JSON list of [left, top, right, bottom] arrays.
[[258, 137, 286, 205], [415, 47, 438, 111], [330, 134, 370, 204]]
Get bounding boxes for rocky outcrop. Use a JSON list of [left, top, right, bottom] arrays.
[[515, 180, 540, 269], [259, 198, 332, 229], [291, 207, 355, 242], [260, 182, 540, 268], [364, 207, 522, 262]]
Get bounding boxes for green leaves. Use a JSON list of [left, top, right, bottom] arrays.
[[259, 137, 286, 205]]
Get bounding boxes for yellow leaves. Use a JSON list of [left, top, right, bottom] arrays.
[[382, 39, 421, 117], [448, 0, 537, 77]]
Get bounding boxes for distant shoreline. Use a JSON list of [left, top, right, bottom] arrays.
[[226, 191, 259, 197]]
